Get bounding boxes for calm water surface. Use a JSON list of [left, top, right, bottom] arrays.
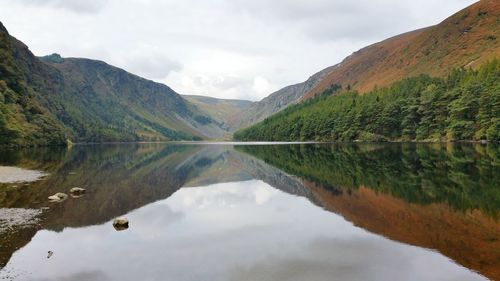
[[0, 143, 498, 281]]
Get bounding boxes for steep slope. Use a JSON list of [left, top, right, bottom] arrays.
[[234, 0, 499, 130], [0, 22, 67, 146], [40, 55, 214, 141], [234, 66, 335, 129], [303, 0, 500, 99], [0, 22, 224, 145], [234, 0, 500, 141], [183, 95, 252, 138], [234, 60, 500, 142]]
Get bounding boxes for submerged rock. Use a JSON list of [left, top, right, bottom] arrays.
[[70, 187, 86, 195], [113, 217, 129, 231], [48, 193, 68, 202]]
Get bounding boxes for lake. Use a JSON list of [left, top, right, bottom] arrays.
[[0, 143, 498, 281]]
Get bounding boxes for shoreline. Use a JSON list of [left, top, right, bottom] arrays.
[[0, 166, 48, 183], [0, 139, 497, 149]]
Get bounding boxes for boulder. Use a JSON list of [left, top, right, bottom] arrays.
[[113, 217, 129, 231], [48, 193, 68, 202], [70, 187, 86, 195]]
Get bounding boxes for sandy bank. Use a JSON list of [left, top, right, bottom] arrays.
[[0, 166, 47, 183]]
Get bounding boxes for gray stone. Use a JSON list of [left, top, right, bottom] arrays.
[[112, 217, 129, 231], [48, 193, 68, 202], [70, 187, 86, 195]]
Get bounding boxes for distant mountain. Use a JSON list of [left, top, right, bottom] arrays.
[[40, 55, 227, 141], [0, 22, 228, 146], [182, 95, 252, 138], [2, 0, 499, 145], [232, 66, 335, 129]]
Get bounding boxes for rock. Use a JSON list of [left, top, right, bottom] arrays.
[[70, 187, 86, 195], [48, 193, 68, 202], [112, 217, 129, 231]]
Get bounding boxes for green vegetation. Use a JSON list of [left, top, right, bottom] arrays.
[[237, 143, 500, 217], [234, 60, 500, 142], [0, 24, 67, 146], [1, 22, 207, 147]]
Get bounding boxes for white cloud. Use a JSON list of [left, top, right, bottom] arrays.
[[113, 46, 183, 80], [16, 0, 108, 13], [0, 0, 478, 101], [252, 76, 272, 99]]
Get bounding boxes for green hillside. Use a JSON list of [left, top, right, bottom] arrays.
[[0, 22, 67, 146], [0, 22, 221, 147], [234, 60, 500, 142], [41, 56, 204, 142]]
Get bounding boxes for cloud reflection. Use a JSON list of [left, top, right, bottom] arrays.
[[1, 180, 486, 281]]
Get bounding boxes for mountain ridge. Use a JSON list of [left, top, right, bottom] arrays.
[[2, 0, 499, 145], [0, 22, 238, 146], [303, 0, 500, 99], [231, 0, 499, 128]]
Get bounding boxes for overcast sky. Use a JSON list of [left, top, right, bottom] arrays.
[[0, 0, 477, 101]]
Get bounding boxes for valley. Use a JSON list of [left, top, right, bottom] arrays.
[[1, 0, 499, 146]]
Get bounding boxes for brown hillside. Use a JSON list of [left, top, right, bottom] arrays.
[[303, 0, 500, 99]]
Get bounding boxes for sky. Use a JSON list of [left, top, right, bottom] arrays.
[[0, 0, 477, 101]]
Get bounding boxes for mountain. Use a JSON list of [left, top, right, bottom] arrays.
[[183, 66, 335, 134], [234, 60, 500, 142], [0, 22, 68, 146], [0, 22, 230, 146], [232, 66, 335, 129], [182, 95, 252, 138], [41, 55, 237, 141], [233, 0, 499, 129], [2, 0, 498, 145], [303, 0, 500, 99], [234, 0, 500, 141]]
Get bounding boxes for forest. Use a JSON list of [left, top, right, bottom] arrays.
[[234, 60, 500, 142]]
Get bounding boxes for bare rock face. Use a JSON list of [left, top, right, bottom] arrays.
[[112, 217, 129, 231], [48, 193, 68, 202]]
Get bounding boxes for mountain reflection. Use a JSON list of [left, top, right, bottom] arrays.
[[237, 143, 500, 280], [0, 143, 499, 280]]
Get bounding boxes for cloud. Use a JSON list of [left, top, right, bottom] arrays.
[[118, 52, 182, 80], [252, 76, 271, 97], [171, 73, 271, 101], [227, 0, 477, 42], [15, 0, 108, 13], [0, 0, 478, 101]]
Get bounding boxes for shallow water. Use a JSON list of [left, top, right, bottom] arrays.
[[0, 143, 498, 281]]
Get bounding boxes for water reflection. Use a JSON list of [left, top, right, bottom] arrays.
[[0, 143, 498, 280], [2, 181, 486, 281]]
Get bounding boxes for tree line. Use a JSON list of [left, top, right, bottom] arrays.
[[234, 60, 500, 142]]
